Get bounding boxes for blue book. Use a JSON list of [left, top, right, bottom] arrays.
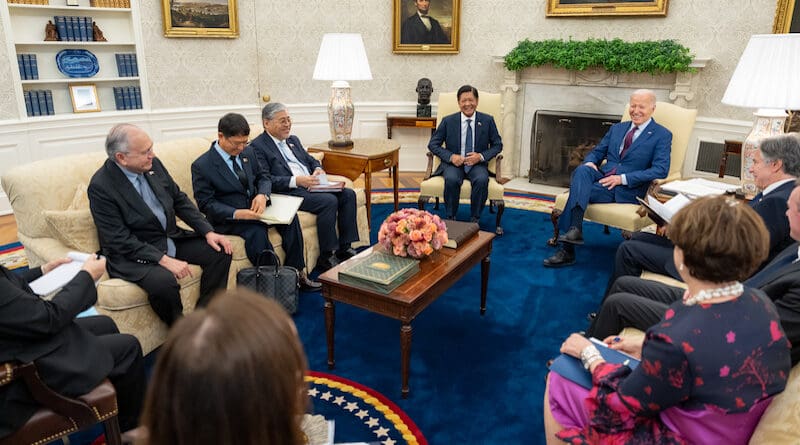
[[113, 87, 124, 110], [129, 53, 138, 76], [43, 90, 54, 115], [55, 16, 68, 42], [84, 17, 93, 42], [24, 91, 33, 117], [115, 53, 124, 76], [78, 17, 87, 41], [29, 54, 38, 80], [36, 90, 48, 117], [30, 91, 41, 116], [17, 54, 25, 79], [549, 338, 641, 390], [122, 54, 132, 77], [66, 16, 77, 41], [23, 55, 33, 80], [122, 86, 132, 110], [132, 86, 142, 109]]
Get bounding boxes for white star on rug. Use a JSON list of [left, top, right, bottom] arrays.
[[365, 417, 379, 427], [320, 391, 333, 401], [382, 439, 397, 445], [308, 388, 319, 397], [355, 409, 369, 419], [333, 396, 346, 405], [345, 402, 359, 412], [373, 426, 390, 438]]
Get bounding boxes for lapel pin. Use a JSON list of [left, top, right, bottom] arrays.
[[477, 121, 482, 126], [148, 171, 155, 175], [242, 157, 249, 163]]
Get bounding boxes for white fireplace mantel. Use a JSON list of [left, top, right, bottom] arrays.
[[492, 56, 709, 179]]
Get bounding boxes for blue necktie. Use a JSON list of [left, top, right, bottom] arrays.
[[136, 175, 176, 257], [278, 140, 309, 176], [746, 249, 798, 288], [465, 119, 474, 173]]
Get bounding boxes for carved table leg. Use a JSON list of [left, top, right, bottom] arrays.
[[401, 322, 412, 398], [548, 209, 563, 246], [325, 298, 335, 369]]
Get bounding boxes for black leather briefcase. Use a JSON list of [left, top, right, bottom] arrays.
[[236, 249, 299, 314]]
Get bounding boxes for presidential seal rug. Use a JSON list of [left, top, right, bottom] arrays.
[[370, 189, 555, 214], [306, 371, 427, 445], [0, 241, 28, 271]]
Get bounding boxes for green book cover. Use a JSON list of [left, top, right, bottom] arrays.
[[338, 267, 420, 294], [338, 251, 419, 286]]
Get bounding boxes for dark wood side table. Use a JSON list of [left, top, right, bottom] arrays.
[[386, 115, 437, 139], [308, 138, 400, 225]]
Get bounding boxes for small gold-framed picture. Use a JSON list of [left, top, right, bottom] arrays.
[[393, 0, 460, 54], [546, 0, 669, 17], [69, 84, 100, 113], [162, 0, 239, 38]]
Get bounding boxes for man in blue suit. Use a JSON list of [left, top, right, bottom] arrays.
[[544, 89, 672, 267], [191, 113, 321, 291], [428, 85, 503, 221]]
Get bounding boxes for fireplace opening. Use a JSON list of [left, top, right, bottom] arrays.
[[529, 110, 621, 187]]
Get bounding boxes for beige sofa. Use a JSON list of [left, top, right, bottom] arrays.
[[1, 135, 370, 355]]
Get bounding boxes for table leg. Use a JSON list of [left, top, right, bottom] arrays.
[[365, 172, 372, 226], [325, 298, 336, 369], [401, 322, 412, 398], [392, 164, 399, 212], [480, 254, 491, 315]]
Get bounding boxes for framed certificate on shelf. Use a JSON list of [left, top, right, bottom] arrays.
[[69, 84, 100, 113]]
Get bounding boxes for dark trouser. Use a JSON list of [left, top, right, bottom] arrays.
[[293, 188, 359, 253], [586, 276, 684, 339], [218, 218, 306, 270], [441, 163, 489, 220], [77, 316, 145, 432], [134, 237, 232, 325], [603, 232, 681, 297]]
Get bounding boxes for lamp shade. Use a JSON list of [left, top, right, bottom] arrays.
[[722, 33, 800, 110], [312, 33, 373, 81]]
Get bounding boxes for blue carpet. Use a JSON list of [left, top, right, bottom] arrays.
[[295, 203, 624, 444]]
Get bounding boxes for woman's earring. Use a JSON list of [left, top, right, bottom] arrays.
[[678, 263, 684, 271]]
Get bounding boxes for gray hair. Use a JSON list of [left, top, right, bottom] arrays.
[[105, 123, 140, 159], [630, 89, 657, 105], [760, 132, 800, 177], [262, 102, 288, 121]]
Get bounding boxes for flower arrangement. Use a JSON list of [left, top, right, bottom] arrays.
[[378, 208, 448, 259]]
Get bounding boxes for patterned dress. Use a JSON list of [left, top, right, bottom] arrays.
[[550, 287, 791, 444]]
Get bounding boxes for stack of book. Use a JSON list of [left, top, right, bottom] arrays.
[[54, 16, 94, 42], [90, 0, 130, 7], [114, 53, 138, 77], [442, 219, 479, 249], [113, 86, 142, 110], [24, 90, 55, 117], [338, 251, 419, 294], [17, 54, 39, 80]]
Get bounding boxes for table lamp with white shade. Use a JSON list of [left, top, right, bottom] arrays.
[[312, 33, 373, 149], [721, 33, 800, 198]]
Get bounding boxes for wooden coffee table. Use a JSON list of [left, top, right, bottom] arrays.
[[318, 231, 495, 398]]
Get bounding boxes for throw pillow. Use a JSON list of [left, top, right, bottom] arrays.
[[43, 209, 100, 253]]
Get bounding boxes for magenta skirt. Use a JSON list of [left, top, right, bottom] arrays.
[[548, 372, 772, 445]]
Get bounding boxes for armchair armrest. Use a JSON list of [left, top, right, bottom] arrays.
[[493, 154, 509, 185], [423, 152, 435, 180]]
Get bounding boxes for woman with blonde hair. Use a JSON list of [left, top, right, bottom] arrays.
[[545, 195, 791, 444], [139, 289, 308, 445]]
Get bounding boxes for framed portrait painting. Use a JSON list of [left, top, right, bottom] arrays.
[[393, 0, 460, 54], [69, 84, 100, 113], [162, 0, 239, 38], [546, 0, 669, 17]]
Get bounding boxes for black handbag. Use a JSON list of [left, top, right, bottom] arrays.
[[236, 250, 300, 314]]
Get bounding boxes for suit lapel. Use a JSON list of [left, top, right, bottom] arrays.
[[241, 153, 254, 189], [286, 138, 310, 171], [623, 119, 658, 158], [264, 136, 293, 173], [105, 160, 157, 223], [209, 146, 242, 191]]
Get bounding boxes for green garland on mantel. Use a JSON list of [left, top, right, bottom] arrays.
[[504, 38, 694, 74]]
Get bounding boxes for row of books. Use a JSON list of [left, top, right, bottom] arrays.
[[113, 86, 142, 110], [17, 54, 39, 80], [25, 90, 55, 117], [54, 16, 94, 42], [114, 53, 138, 77], [90, 0, 130, 7]]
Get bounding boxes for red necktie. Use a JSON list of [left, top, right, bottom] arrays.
[[619, 125, 639, 159]]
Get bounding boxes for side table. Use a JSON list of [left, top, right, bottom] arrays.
[[386, 115, 437, 139], [308, 138, 400, 225]]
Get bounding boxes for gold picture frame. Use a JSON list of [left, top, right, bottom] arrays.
[[774, 0, 799, 33], [162, 0, 239, 38], [546, 0, 668, 17], [393, 0, 460, 54], [69, 84, 100, 113]]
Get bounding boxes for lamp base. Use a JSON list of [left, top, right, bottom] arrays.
[[740, 108, 787, 198], [328, 140, 354, 150]]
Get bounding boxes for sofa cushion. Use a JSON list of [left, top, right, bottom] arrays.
[[70, 183, 90, 209], [43, 209, 100, 253]]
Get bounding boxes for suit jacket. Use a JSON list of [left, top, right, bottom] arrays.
[[428, 111, 503, 176], [191, 143, 271, 227], [400, 14, 449, 44], [250, 132, 322, 192], [752, 180, 794, 263], [0, 266, 111, 438], [88, 158, 214, 282], [583, 119, 672, 202], [745, 242, 800, 365]]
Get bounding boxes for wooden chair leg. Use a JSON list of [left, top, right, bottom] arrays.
[[417, 195, 429, 210], [492, 199, 505, 235], [603, 225, 610, 235], [434, 197, 440, 210], [548, 209, 562, 246], [103, 416, 123, 445]]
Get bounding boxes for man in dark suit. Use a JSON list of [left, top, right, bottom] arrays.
[[588, 180, 800, 365], [191, 113, 320, 291], [544, 89, 672, 268], [88, 124, 233, 326], [400, 0, 449, 44], [250, 103, 360, 273], [0, 256, 145, 438], [428, 84, 503, 222], [604, 133, 800, 294]]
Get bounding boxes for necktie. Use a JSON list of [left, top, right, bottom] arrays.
[[136, 175, 176, 257], [619, 125, 639, 158], [465, 119, 474, 174], [278, 140, 309, 176], [230, 155, 249, 193], [746, 250, 798, 288]]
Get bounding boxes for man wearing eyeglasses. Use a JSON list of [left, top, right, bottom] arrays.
[[88, 123, 233, 326]]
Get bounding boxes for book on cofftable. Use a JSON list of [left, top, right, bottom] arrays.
[[549, 337, 641, 390], [443, 219, 479, 249], [338, 251, 419, 294], [258, 194, 304, 225]]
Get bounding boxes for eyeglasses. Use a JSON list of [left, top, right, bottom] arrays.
[[123, 146, 154, 157], [225, 136, 250, 148]]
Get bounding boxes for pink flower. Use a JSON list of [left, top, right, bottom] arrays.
[[377, 209, 448, 259]]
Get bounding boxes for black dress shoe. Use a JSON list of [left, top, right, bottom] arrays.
[[316, 254, 340, 273], [586, 312, 597, 322], [336, 247, 358, 261], [299, 273, 322, 292], [558, 226, 584, 245], [543, 249, 576, 268]]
